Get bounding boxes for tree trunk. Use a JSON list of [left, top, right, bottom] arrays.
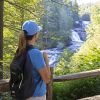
[[0, 0, 4, 79]]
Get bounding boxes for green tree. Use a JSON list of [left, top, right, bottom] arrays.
[[42, 0, 74, 48], [87, 6, 100, 37], [0, 0, 4, 79], [3, 0, 44, 78], [71, 0, 79, 21]]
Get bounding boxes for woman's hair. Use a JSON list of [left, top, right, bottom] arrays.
[[16, 30, 37, 57]]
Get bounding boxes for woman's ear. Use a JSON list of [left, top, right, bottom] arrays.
[[32, 33, 36, 39], [33, 33, 38, 42], [36, 33, 40, 39]]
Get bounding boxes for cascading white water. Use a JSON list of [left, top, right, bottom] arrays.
[[82, 21, 91, 28], [42, 48, 62, 67], [71, 30, 83, 43]]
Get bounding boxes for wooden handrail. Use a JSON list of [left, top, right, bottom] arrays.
[[0, 69, 100, 100], [53, 69, 100, 82]]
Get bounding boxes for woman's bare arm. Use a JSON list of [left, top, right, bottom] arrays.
[[38, 67, 50, 84], [38, 52, 51, 84]]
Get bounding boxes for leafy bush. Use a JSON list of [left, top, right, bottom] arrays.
[[53, 45, 100, 100], [53, 77, 100, 100]]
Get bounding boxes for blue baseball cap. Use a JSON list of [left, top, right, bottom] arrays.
[[22, 20, 42, 36]]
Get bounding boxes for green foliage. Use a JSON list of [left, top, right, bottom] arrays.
[[91, 6, 100, 25], [54, 49, 73, 76], [53, 77, 100, 100], [70, 35, 100, 72], [4, 0, 44, 28], [79, 5, 91, 18], [53, 5, 100, 100], [86, 6, 100, 37], [3, 28, 18, 78], [3, 0, 44, 78], [53, 42, 100, 99], [0, 92, 12, 100]]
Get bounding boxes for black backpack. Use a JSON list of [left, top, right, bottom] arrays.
[[9, 45, 36, 100]]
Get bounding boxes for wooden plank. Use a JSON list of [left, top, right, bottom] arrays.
[[0, 79, 9, 92], [0, 69, 100, 93], [53, 69, 100, 82], [47, 68, 53, 100], [78, 95, 100, 100]]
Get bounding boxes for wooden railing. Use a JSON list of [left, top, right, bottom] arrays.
[[0, 69, 100, 100]]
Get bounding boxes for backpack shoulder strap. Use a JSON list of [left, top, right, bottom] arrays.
[[26, 45, 35, 51]]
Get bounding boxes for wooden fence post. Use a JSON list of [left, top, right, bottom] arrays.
[[47, 68, 53, 100]]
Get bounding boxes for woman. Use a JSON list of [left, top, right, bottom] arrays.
[[16, 20, 51, 100]]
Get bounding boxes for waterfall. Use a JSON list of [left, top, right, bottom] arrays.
[[42, 21, 90, 67], [82, 21, 91, 28], [71, 30, 83, 43]]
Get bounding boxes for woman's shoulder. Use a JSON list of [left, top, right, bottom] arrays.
[[28, 48, 41, 55]]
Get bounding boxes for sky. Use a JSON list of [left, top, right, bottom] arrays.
[[77, 0, 100, 5]]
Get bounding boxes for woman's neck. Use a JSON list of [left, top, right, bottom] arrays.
[[28, 40, 35, 46]]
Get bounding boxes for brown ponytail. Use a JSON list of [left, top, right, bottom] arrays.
[[16, 31, 27, 57], [15, 31, 36, 57]]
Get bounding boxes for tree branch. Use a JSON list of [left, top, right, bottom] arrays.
[[4, 0, 37, 17]]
